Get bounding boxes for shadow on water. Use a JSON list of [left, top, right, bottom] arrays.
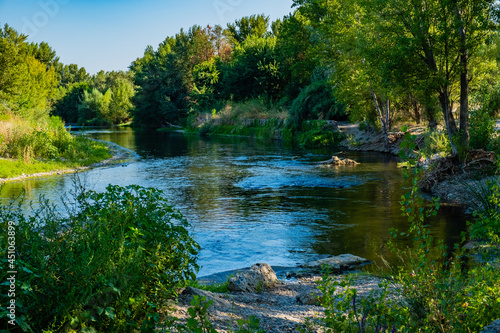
[[0, 128, 469, 276]]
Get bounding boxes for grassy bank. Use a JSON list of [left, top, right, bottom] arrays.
[[0, 114, 110, 179], [182, 100, 345, 148]]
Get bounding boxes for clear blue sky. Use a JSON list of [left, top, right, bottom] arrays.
[[0, 0, 294, 74]]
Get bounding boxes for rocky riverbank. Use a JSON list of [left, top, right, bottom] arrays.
[[171, 255, 380, 332]]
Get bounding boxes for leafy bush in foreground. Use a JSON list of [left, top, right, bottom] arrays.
[[0, 184, 199, 332]]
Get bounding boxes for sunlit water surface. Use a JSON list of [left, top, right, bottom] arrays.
[[1, 128, 468, 276]]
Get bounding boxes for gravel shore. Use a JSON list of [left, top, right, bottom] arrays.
[[171, 273, 388, 333]]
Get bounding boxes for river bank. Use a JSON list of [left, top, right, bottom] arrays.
[[173, 273, 386, 333]]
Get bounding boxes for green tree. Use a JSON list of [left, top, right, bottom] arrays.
[[107, 77, 134, 124], [78, 88, 112, 125], [226, 14, 270, 45], [27, 41, 59, 70], [57, 63, 89, 87], [0, 24, 57, 115], [365, 0, 498, 153], [222, 36, 283, 102], [52, 82, 89, 123]]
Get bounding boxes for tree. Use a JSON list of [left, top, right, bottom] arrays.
[[78, 88, 112, 125], [367, 0, 498, 154], [58, 63, 89, 87], [221, 36, 283, 102], [226, 14, 270, 45], [108, 77, 134, 124], [0, 24, 57, 114], [27, 41, 59, 70]]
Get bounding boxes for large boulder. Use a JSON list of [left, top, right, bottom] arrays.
[[481, 319, 500, 333], [228, 263, 278, 292], [301, 254, 369, 272]]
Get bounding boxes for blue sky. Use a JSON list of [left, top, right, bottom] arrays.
[[0, 0, 294, 74]]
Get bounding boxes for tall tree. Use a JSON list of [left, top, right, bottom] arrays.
[[226, 14, 270, 45], [367, 0, 498, 153]]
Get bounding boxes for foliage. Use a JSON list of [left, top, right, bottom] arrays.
[[52, 82, 89, 123], [0, 184, 199, 332], [298, 121, 345, 148], [0, 24, 58, 115], [53, 71, 134, 126], [221, 36, 283, 102], [78, 88, 113, 125], [172, 296, 265, 333], [186, 280, 230, 294], [468, 165, 500, 243], [216, 99, 287, 121], [226, 14, 270, 45], [316, 127, 500, 332], [419, 130, 452, 158], [0, 115, 72, 161], [317, 273, 402, 332], [288, 81, 347, 129], [469, 108, 497, 151]]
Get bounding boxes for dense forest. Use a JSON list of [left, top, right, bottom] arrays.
[[3, 0, 500, 154]]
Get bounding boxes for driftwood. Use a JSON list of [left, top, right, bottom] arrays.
[[420, 149, 496, 193], [319, 155, 359, 166]]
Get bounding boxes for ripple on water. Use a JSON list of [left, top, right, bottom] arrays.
[[235, 174, 363, 190]]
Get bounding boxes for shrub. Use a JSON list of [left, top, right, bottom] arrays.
[[419, 130, 451, 158], [469, 108, 497, 151], [288, 81, 346, 130], [298, 121, 345, 148], [316, 129, 500, 332], [468, 166, 500, 243], [0, 184, 199, 332]]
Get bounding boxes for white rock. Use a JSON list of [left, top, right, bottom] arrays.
[[301, 254, 369, 271], [228, 263, 278, 292]]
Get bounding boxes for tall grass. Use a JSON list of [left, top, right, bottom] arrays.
[[0, 113, 110, 179], [215, 99, 287, 121]]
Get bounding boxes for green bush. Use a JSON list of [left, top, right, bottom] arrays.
[[315, 131, 500, 332], [288, 81, 346, 130], [0, 115, 73, 161], [469, 108, 497, 151], [0, 184, 199, 332], [298, 121, 345, 148], [419, 130, 451, 158], [468, 167, 500, 243]]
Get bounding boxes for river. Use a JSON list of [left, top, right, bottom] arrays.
[[0, 128, 468, 277]]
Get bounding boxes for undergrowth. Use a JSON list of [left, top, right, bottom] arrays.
[[311, 126, 500, 332], [0, 114, 110, 179], [0, 184, 200, 332]]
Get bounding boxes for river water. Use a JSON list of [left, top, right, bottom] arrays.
[[0, 128, 468, 276]]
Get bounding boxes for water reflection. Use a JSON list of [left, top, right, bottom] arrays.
[[0, 128, 469, 276]]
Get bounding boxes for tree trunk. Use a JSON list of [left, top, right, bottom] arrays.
[[457, 9, 470, 151], [384, 99, 391, 131], [370, 90, 389, 147], [438, 88, 459, 154]]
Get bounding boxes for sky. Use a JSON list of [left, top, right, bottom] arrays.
[[0, 0, 295, 74]]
